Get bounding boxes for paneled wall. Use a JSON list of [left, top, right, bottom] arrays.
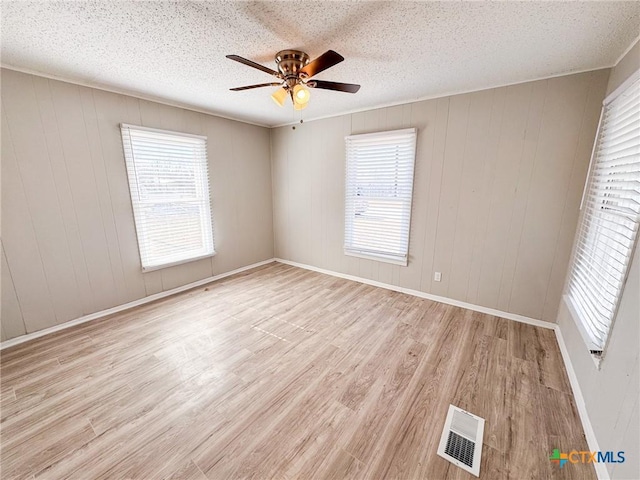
[[271, 69, 609, 322], [1, 68, 274, 341], [557, 41, 640, 480], [606, 39, 640, 96]]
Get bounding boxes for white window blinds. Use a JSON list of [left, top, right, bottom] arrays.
[[567, 76, 640, 354], [121, 124, 214, 271], [344, 128, 417, 266]]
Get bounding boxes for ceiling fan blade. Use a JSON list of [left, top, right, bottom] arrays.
[[300, 50, 344, 78], [308, 80, 360, 93], [230, 82, 282, 91], [226, 55, 281, 77]]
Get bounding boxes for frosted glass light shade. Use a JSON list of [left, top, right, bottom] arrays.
[[271, 87, 287, 107], [293, 84, 310, 105]]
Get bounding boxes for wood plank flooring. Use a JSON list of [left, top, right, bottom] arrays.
[[0, 262, 596, 479]]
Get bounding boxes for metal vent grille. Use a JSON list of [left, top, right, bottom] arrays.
[[437, 405, 485, 477], [444, 431, 475, 467]]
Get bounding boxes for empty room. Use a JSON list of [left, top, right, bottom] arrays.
[[1, 1, 639, 479]]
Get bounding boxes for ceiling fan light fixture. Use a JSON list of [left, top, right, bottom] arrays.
[[293, 83, 310, 105], [271, 87, 287, 107], [227, 50, 360, 109]]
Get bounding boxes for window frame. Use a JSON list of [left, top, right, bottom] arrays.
[[343, 128, 417, 266], [564, 70, 640, 363], [120, 123, 215, 272]]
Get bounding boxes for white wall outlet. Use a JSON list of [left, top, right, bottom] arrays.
[[434, 272, 442, 282]]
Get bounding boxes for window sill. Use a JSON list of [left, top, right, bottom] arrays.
[[142, 251, 217, 272], [344, 249, 408, 266], [562, 295, 603, 370]]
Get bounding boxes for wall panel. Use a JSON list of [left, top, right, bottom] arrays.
[[1, 68, 273, 340], [271, 69, 610, 322], [3, 73, 82, 325], [1, 101, 57, 332]]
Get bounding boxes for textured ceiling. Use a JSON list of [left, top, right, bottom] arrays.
[[2, 1, 639, 127]]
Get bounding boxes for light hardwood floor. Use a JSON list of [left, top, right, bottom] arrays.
[[1, 262, 595, 479]]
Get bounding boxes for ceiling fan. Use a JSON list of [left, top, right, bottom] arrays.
[[226, 50, 360, 110]]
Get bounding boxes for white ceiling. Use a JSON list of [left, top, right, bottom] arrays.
[[2, 1, 639, 127]]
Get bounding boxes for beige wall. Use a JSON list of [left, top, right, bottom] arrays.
[[557, 248, 639, 479], [271, 69, 609, 322], [606, 38, 640, 96], [1, 68, 274, 341], [558, 44, 640, 480]]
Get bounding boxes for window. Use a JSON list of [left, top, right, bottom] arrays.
[[120, 124, 214, 271], [566, 75, 640, 356], [344, 128, 417, 266]]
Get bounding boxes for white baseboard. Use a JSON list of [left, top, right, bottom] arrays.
[[274, 258, 553, 330], [274, 257, 604, 479], [554, 328, 609, 480], [0, 258, 275, 350]]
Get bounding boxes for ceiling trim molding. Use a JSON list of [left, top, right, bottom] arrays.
[[271, 65, 613, 128], [1, 63, 614, 130], [0, 63, 271, 129], [613, 34, 640, 67]]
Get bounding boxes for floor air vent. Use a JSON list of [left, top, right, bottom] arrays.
[[437, 404, 485, 477]]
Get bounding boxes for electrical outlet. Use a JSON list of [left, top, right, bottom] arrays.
[[434, 272, 442, 282]]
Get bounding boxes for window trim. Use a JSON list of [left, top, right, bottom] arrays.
[[120, 123, 215, 272], [121, 123, 208, 141], [344, 128, 417, 266], [344, 249, 410, 266], [138, 252, 216, 273], [604, 68, 640, 106]]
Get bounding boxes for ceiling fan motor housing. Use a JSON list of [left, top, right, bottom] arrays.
[[275, 50, 310, 88]]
